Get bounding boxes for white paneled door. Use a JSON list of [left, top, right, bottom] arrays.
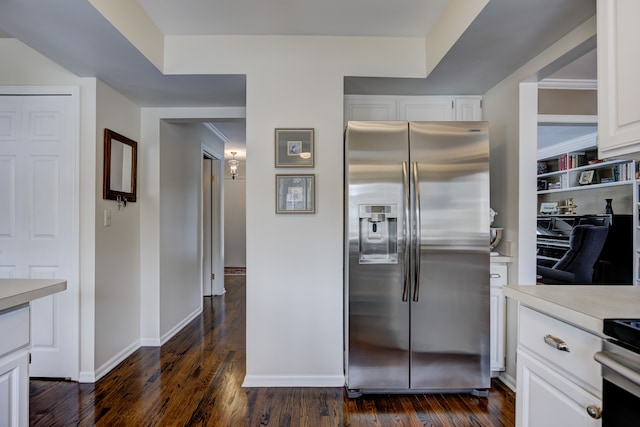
[[0, 94, 78, 379]]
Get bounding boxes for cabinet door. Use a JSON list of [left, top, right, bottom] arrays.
[[0, 349, 29, 427], [597, 0, 640, 158], [455, 97, 482, 121], [399, 97, 454, 121], [490, 263, 507, 372], [344, 97, 398, 125], [516, 351, 602, 427]]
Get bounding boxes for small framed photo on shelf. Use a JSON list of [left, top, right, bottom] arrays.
[[275, 128, 314, 167], [540, 202, 558, 214], [579, 170, 595, 185], [537, 179, 548, 191], [276, 174, 315, 214]]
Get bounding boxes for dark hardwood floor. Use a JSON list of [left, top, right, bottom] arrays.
[[30, 275, 515, 426]]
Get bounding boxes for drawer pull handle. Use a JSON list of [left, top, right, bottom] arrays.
[[544, 334, 570, 352], [586, 405, 602, 419], [490, 274, 501, 278]]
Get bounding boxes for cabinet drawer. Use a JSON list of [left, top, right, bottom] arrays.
[[518, 305, 601, 394], [0, 304, 30, 359], [490, 263, 507, 287]]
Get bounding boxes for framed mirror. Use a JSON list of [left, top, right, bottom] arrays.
[[103, 128, 137, 203]]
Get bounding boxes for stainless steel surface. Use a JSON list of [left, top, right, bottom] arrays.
[[544, 334, 571, 352], [595, 340, 640, 397], [345, 121, 410, 390], [345, 121, 490, 393], [586, 405, 602, 419], [408, 122, 490, 390]]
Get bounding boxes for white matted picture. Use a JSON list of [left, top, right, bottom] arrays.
[[276, 174, 315, 213], [579, 170, 594, 185], [275, 128, 314, 167], [540, 202, 558, 214]]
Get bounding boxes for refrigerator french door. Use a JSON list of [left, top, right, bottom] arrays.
[[344, 121, 490, 396]]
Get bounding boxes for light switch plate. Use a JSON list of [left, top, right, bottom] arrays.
[[104, 209, 111, 227]]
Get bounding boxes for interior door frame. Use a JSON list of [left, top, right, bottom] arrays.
[[0, 85, 80, 380], [202, 145, 225, 296]]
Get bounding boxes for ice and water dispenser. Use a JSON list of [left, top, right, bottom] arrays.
[[358, 204, 398, 264]]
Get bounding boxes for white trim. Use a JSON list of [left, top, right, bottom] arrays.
[[538, 78, 597, 90], [87, 339, 141, 383], [498, 372, 517, 392], [160, 306, 202, 346], [537, 114, 597, 124], [242, 374, 345, 388], [204, 122, 229, 142], [537, 132, 598, 161], [140, 337, 161, 347], [0, 85, 81, 381]]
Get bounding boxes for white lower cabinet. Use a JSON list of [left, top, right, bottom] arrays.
[[0, 304, 30, 427], [516, 305, 602, 427], [490, 262, 507, 372], [0, 349, 29, 427], [517, 351, 602, 427]]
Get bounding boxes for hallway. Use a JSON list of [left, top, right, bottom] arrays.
[[29, 275, 515, 426]]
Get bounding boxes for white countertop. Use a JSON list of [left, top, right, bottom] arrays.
[[0, 279, 67, 312], [504, 284, 640, 336], [490, 254, 512, 263]]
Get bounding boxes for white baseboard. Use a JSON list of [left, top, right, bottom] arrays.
[[242, 374, 345, 388], [79, 339, 141, 383], [139, 306, 202, 347], [498, 372, 517, 392], [160, 307, 202, 346]]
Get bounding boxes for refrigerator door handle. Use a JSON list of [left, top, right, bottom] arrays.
[[402, 161, 410, 302], [412, 162, 421, 302]]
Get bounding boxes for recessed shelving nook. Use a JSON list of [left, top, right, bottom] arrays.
[[537, 114, 640, 285]]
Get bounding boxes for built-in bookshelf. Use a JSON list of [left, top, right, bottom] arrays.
[[537, 148, 637, 194]]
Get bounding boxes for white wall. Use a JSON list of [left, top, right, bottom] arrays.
[[482, 16, 596, 385], [162, 36, 427, 386], [94, 80, 142, 376], [0, 39, 99, 381], [159, 121, 212, 335], [224, 168, 246, 268]]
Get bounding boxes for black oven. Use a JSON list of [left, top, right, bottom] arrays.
[[595, 320, 640, 427]]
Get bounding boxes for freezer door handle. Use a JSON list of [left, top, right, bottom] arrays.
[[412, 162, 421, 302], [402, 161, 410, 302]]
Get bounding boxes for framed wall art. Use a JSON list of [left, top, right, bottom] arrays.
[[275, 128, 314, 167], [276, 174, 315, 214]]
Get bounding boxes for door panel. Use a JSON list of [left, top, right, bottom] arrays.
[[345, 121, 410, 390], [409, 122, 490, 390], [0, 95, 77, 379]]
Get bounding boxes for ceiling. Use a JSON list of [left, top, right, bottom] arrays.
[[0, 0, 596, 157]]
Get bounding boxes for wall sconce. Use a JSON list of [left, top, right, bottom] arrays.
[[228, 151, 239, 180]]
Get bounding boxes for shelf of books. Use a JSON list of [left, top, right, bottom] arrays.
[[537, 155, 636, 194]]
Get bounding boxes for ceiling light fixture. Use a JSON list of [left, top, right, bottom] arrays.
[[228, 152, 239, 180]]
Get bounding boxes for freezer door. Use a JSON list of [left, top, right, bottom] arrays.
[[408, 122, 491, 391], [345, 121, 410, 390]]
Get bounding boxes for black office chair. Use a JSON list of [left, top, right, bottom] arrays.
[[536, 225, 609, 284]]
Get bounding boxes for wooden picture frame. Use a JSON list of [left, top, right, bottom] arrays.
[[103, 129, 137, 203], [276, 174, 315, 213], [275, 128, 314, 167]]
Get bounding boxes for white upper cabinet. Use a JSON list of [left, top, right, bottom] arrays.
[[343, 97, 398, 124], [597, 0, 640, 158], [344, 95, 482, 126], [399, 96, 455, 121], [455, 97, 483, 122]]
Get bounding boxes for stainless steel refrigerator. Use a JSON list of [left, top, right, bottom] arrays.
[[344, 121, 490, 397]]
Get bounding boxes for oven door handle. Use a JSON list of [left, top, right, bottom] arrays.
[[594, 351, 640, 386]]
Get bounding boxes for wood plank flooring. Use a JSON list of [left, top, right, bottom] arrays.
[[30, 275, 515, 426]]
